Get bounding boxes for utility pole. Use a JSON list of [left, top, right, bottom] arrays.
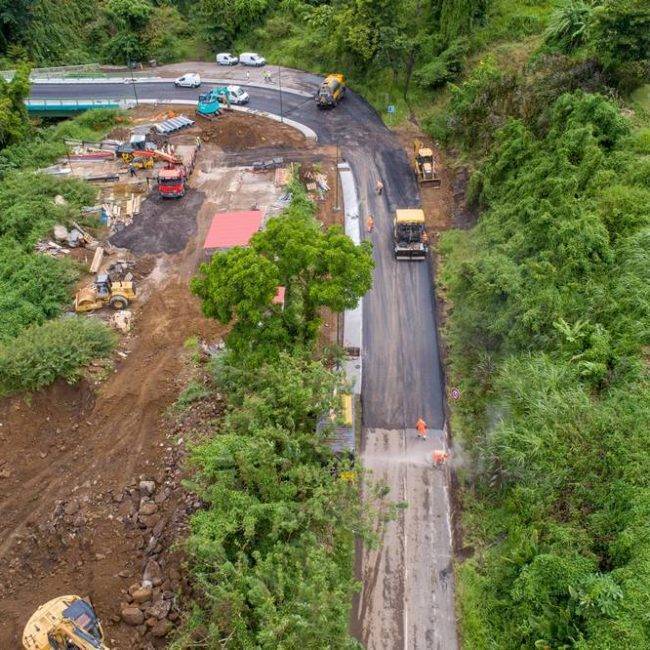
[[278, 65, 284, 123], [128, 59, 139, 107]]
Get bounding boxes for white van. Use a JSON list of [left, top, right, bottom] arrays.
[[216, 53, 238, 66], [239, 52, 266, 67], [173, 73, 201, 88], [225, 85, 249, 105]]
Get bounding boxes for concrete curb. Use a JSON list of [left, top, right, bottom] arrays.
[[339, 161, 363, 395], [132, 98, 318, 142], [30, 76, 313, 98]]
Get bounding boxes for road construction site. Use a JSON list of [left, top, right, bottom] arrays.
[[0, 106, 343, 648], [11, 75, 460, 648]]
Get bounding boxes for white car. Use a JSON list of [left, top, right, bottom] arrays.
[[239, 52, 266, 67], [173, 73, 201, 88], [216, 53, 239, 66], [225, 85, 249, 105]]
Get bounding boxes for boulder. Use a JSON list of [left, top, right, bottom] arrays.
[[151, 618, 173, 638], [120, 605, 144, 626], [131, 586, 153, 604]]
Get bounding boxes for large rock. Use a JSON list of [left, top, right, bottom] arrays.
[[131, 586, 153, 604], [143, 558, 162, 585], [139, 501, 158, 516], [146, 599, 171, 620], [121, 605, 144, 626], [139, 480, 156, 496], [150, 618, 173, 638]]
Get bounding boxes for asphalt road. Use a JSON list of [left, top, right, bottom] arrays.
[[30, 80, 457, 649]]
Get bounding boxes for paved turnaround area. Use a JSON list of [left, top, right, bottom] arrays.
[[30, 78, 458, 649]]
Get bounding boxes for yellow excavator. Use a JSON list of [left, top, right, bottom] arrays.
[[23, 595, 109, 649]]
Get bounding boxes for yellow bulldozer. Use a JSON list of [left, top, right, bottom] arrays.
[[413, 141, 441, 187], [75, 273, 136, 313], [23, 595, 109, 649]]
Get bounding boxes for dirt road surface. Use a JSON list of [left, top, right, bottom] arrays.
[[28, 81, 459, 648]]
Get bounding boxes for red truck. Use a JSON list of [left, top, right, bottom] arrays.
[[157, 144, 197, 198]]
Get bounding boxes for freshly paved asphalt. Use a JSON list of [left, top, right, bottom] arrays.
[[29, 80, 456, 649]]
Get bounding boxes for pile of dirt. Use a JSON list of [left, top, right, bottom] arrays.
[[200, 112, 306, 151], [110, 189, 205, 254]]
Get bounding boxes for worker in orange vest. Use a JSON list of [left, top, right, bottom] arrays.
[[376, 179, 384, 195], [416, 417, 427, 440], [432, 449, 449, 465], [366, 215, 374, 233]]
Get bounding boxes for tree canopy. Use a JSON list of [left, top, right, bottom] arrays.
[[192, 179, 373, 355]]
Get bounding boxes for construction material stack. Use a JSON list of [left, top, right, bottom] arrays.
[[393, 209, 428, 261]]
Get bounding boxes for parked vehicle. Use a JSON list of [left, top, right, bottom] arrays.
[[216, 52, 239, 65], [225, 85, 249, 105], [173, 73, 201, 88], [239, 52, 266, 67], [316, 73, 346, 108]]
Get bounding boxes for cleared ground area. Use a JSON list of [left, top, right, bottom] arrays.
[[0, 112, 321, 648]]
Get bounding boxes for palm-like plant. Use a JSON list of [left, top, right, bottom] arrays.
[[544, 0, 595, 53]]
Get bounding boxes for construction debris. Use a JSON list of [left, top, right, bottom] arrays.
[[110, 309, 133, 333], [253, 157, 284, 172], [34, 240, 70, 257], [90, 247, 105, 274]]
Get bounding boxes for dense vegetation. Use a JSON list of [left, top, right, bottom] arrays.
[[179, 178, 374, 647], [434, 3, 650, 648], [0, 86, 124, 392], [1, 0, 648, 645]]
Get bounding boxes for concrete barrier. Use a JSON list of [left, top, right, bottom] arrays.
[[339, 161, 363, 395]]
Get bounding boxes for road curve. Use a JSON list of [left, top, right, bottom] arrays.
[[29, 79, 457, 649]]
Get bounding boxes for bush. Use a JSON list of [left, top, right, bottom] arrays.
[[0, 316, 116, 394], [178, 352, 369, 648], [415, 38, 468, 90], [544, 0, 593, 53]]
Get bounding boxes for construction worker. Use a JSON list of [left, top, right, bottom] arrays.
[[432, 449, 449, 465], [366, 215, 374, 233], [376, 179, 384, 195], [195, 136, 202, 150], [416, 417, 427, 440], [128, 164, 136, 177], [263, 70, 272, 83]]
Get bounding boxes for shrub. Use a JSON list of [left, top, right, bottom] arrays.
[[0, 316, 116, 394], [544, 0, 593, 53]]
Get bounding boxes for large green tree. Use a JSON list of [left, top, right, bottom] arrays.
[[192, 182, 373, 353]]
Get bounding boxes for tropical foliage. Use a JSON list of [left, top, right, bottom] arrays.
[[439, 60, 650, 650], [192, 178, 373, 357]]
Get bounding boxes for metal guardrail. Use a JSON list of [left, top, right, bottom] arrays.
[[24, 98, 136, 112], [1, 63, 101, 81]]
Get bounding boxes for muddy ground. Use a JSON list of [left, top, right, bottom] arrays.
[[0, 111, 336, 648]]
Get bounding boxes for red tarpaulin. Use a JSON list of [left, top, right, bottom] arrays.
[[203, 210, 263, 251]]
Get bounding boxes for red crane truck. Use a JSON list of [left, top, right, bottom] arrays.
[[157, 144, 197, 199]]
